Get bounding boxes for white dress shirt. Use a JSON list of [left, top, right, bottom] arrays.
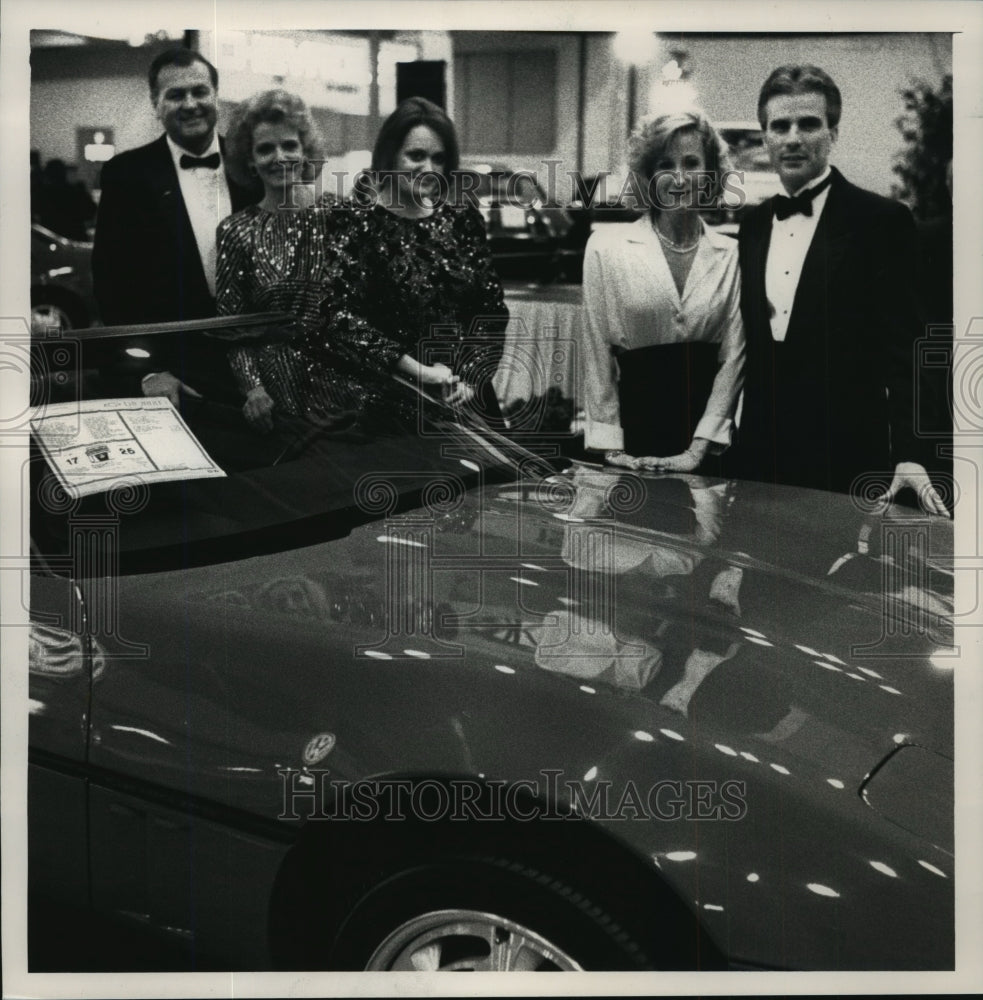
[[765, 167, 832, 342], [581, 216, 745, 452], [166, 134, 232, 297]]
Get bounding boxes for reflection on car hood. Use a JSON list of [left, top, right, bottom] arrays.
[[137, 465, 953, 775]]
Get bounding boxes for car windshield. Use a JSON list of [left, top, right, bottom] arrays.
[[30, 324, 543, 574]]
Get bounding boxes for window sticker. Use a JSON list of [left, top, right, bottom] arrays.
[[30, 397, 225, 498]]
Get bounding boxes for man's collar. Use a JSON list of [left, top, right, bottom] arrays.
[[166, 133, 220, 166], [788, 166, 833, 199]]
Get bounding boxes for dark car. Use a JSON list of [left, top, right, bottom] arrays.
[[25, 321, 955, 974], [30, 223, 98, 333], [459, 163, 577, 283]]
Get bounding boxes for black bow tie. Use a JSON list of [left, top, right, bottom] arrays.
[[179, 152, 221, 171], [773, 173, 833, 220]]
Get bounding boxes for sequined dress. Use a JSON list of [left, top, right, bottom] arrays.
[[217, 196, 345, 416], [307, 199, 508, 417]]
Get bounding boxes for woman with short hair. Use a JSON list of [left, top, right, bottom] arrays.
[[217, 89, 345, 432], [581, 108, 745, 473]]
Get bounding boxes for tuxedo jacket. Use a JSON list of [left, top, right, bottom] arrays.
[[92, 134, 260, 397], [736, 167, 926, 494]]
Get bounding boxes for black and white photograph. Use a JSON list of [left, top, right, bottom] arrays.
[[2, 0, 981, 995]]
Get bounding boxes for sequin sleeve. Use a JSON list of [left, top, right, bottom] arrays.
[[217, 211, 264, 394], [312, 204, 408, 375]]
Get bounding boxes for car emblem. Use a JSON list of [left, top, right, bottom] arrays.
[[302, 733, 336, 765]]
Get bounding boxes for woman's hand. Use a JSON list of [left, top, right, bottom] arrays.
[[243, 386, 275, 433], [640, 438, 710, 473], [443, 381, 476, 406], [415, 361, 456, 386], [397, 356, 473, 405], [604, 450, 641, 470], [417, 362, 475, 406]]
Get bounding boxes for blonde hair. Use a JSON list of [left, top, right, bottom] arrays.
[[225, 89, 326, 188], [628, 109, 731, 205]]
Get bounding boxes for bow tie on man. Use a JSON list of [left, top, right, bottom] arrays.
[[773, 172, 833, 220], [180, 152, 222, 170]]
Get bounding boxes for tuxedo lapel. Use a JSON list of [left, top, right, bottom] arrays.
[[785, 168, 853, 343], [146, 134, 180, 197], [741, 204, 773, 341], [145, 135, 201, 270]]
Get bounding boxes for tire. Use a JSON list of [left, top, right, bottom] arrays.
[[323, 856, 659, 971]]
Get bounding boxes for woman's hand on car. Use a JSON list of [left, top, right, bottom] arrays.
[[640, 438, 710, 473], [415, 361, 454, 385], [243, 386, 275, 433], [604, 450, 640, 470], [443, 380, 475, 406]]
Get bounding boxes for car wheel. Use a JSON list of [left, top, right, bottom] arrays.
[[324, 856, 658, 971], [31, 289, 86, 334]]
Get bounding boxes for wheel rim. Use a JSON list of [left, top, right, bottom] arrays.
[[366, 908, 584, 971], [32, 303, 74, 334]]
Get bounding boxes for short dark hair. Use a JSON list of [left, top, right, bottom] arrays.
[[371, 97, 460, 176], [757, 65, 842, 130], [224, 89, 326, 187], [148, 48, 218, 101]]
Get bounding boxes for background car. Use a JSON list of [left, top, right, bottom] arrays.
[[713, 119, 784, 234], [30, 222, 98, 333], [26, 323, 955, 974], [562, 172, 642, 280], [459, 162, 577, 283]]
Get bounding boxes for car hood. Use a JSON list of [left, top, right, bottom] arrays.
[[93, 464, 953, 786], [85, 466, 954, 969]]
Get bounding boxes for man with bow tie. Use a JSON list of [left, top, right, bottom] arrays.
[[735, 65, 948, 516], [92, 48, 259, 405]]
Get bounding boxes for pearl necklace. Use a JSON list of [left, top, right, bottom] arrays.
[[653, 219, 700, 254]]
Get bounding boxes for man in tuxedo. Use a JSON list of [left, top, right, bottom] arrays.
[[735, 65, 948, 516], [92, 48, 259, 405]]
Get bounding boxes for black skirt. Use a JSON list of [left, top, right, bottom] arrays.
[[616, 341, 720, 458]]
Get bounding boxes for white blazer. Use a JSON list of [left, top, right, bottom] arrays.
[[581, 215, 745, 453]]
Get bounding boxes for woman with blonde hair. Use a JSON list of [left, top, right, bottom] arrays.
[[217, 89, 346, 432], [581, 108, 745, 473]]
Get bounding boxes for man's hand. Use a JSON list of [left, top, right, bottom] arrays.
[[243, 386, 275, 433], [879, 461, 951, 518], [141, 371, 202, 408]]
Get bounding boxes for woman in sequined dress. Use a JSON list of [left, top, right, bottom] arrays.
[[218, 90, 345, 432], [308, 98, 508, 425]]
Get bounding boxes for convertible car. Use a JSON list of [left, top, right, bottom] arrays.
[[26, 321, 954, 973]]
